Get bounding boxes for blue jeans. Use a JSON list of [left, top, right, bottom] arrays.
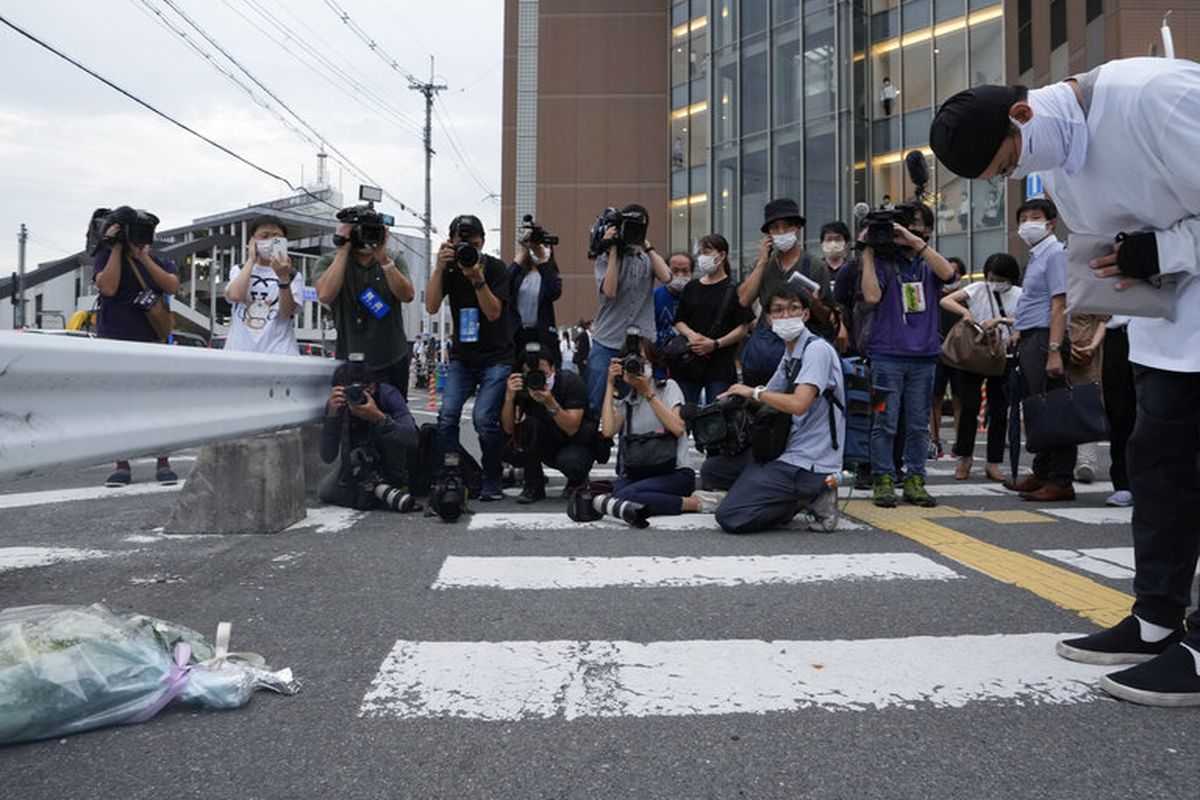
[[437, 360, 510, 492], [869, 355, 937, 479], [677, 377, 733, 406], [613, 468, 696, 516], [585, 341, 620, 414]]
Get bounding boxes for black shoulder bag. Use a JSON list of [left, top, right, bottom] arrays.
[[618, 394, 680, 480]]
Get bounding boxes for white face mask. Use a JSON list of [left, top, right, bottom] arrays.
[[669, 275, 689, 293], [986, 280, 1012, 293], [1010, 83, 1089, 180], [695, 253, 721, 276], [821, 240, 846, 258], [545, 372, 555, 392], [771, 232, 798, 252], [1017, 221, 1051, 246], [532, 248, 550, 265], [771, 316, 807, 342]]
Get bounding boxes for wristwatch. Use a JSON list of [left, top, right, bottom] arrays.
[[471, 279, 486, 290], [753, 386, 766, 403], [1048, 342, 1062, 352]]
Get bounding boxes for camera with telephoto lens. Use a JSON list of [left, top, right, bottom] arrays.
[[587, 207, 648, 259], [521, 214, 559, 247], [335, 204, 394, 250], [94, 206, 160, 254], [428, 451, 467, 522], [344, 383, 368, 406], [342, 447, 418, 512], [688, 395, 752, 457]]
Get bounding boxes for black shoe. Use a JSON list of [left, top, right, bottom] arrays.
[[1056, 615, 1186, 666], [561, 482, 587, 499], [105, 469, 132, 487], [156, 467, 178, 485], [477, 488, 505, 502], [1100, 643, 1200, 707], [515, 483, 546, 505]]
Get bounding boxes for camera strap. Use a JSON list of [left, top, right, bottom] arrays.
[[704, 280, 738, 342], [784, 336, 844, 451]]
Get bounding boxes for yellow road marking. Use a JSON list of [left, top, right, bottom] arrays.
[[846, 501, 1132, 627]]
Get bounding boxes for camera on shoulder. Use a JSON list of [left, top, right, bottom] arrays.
[[92, 206, 159, 254], [521, 214, 559, 247], [335, 204, 394, 250], [587, 206, 648, 259]]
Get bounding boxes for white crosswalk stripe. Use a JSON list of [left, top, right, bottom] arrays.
[[431, 553, 961, 590], [359, 633, 1110, 721], [467, 512, 866, 532], [1038, 507, 1132, 525], [1036, 547, 1135, 579]]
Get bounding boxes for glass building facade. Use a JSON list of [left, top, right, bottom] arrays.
[[669, 0, 1007, 276]]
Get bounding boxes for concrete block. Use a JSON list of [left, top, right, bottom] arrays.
[[164, 429, 307, 535], [300, 421, 333, 496]]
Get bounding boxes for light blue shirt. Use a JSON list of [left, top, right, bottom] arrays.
[[1014, 235, 1067, 331], [765, 333, 846, 475]]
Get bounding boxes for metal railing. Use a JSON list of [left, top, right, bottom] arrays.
[[0, 331, 337, 480]]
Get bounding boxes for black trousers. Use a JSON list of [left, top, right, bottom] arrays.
[[1017, 328, 1076, 486], [504, 421, 594, 487], [1102, 327, 1136, 491], [954, 363, 1011, 464], [1128, 365, 1200, 644], [376, 353, 412, 401]]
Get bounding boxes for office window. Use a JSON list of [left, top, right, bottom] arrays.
[[714, 50, 738, 143], [972, 176, 1005, 229], [690, 108, 709, 165], [903, 108, 932, 148], [773, 133, 803, 202], [672, 2, 689, 27], [804, 7, 836, 119], [935, 28, 967, 104], [742, 137, 770, 253], [1050, 0, 1067, 50], [773, 25, 801, 126], [1017, 0, 1032, 74], [805, 120, 838, 239], [902, 39, 933, 111], [743, 0, 768, 38], [714, 0, 736, 48], [741, 39, 769, 134], [715, 145, 738, 245], [971, 18, 1003, 86], [774, 0, 801, 24], [902, 0, 931, 34], [934, 0, 964, 22]]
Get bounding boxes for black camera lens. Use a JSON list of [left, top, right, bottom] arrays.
[[525, 370, 547, 392], [345, 384, 367, 405], [453, 242, 480, 268], [621, 355, 644, 375], [357, 222, 387, 247]]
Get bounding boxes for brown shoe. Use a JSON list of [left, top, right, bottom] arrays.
[[954, 457, 973, 480], [985, 463, 1006, 482], [1020, 483, 1076, 502], [1004, 474, 1046, 493]]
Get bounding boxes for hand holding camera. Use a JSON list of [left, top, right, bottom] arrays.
[[327, 386, 348, 417]]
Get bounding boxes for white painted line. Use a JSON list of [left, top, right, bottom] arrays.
[[359, 633, 1110, 721], [431, 552, 961, 590], [466, 512, 866, 532], [0, 546, 108, 572], [1039, 507, 1132, 525], [286, 506, 368, 534], [1037, 548, 1136, 579], [0, 482, 183, 510], [839, 481, 1115, 499]]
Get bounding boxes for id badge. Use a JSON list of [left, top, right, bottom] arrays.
[[901, 282, 926, 314], [358, 287, 391, 319], [459, 307, 480, 342]]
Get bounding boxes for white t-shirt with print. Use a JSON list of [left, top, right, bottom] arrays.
[[225, 264, 304, 355]]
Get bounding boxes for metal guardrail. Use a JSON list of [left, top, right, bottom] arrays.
[[0, 331, 337, 480]]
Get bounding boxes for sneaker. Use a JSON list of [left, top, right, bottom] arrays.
[[477, 485, 505, 502], [515, 483, 546, 505], [155, 467, 178, 485], [806, 483, 840, 533], [693, 490, 727, 515], [927, 439, 942, 461], [854, 469, 872, 491], [105, 469, 132, 488], [1100, 643, 1200, 707], [902, 474, 937, 507], [1105, 490, 1134, 508], [1056, 616, 1185, 666], [872, 475, 898, 508], [1075, 464, 1096, 484]]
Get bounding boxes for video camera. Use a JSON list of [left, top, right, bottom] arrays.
[[687, 395, 752, 457], [856, 150, 931, 259], [520, 214, 558, 247], [428, 451, 468, 522], [335, 204, 394, 250], [91, 206, 160, 254], [587, 207, 648, 259]]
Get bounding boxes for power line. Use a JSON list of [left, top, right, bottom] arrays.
[[322, 0, 421, 84], [0, 11, 295, 187], [433, 96, 496, 198], [0, 11, 427, 264], [151, 0, 426, 227]]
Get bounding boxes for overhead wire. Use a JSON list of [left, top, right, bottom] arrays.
[[0, 11, 427, 263], [151, 0, 427, 227], [431, 99, 496, 200]]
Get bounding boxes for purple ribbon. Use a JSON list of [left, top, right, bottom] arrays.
[[130, 642, 192, 724]]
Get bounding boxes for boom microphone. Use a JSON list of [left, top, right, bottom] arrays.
[[905, 151, 929, 199], [853, 201, 871, 223]]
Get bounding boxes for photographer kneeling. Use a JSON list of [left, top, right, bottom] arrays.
[[501, 343, 596, 504], [712, 287, 846, 534], [572, 332, 719, 528], [318, 359, 420, 512]]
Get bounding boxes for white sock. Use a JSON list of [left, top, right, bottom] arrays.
[[1136, 615, 1175, 643], [1180, 643, 1200, 677]]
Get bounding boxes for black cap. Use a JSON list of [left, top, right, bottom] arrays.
[[450, 214, 484, 238], [930, 85, 1023, 179], [761, 198, 805, 233]]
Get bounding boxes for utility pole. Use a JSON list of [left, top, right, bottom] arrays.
[[16, 223, 27, 329], [409, 56, 447, 348]]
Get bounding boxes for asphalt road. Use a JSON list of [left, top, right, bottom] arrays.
[[1, 433, 1196, 800]]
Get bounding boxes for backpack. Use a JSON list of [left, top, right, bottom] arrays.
[[409, 423, 483, 497]]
